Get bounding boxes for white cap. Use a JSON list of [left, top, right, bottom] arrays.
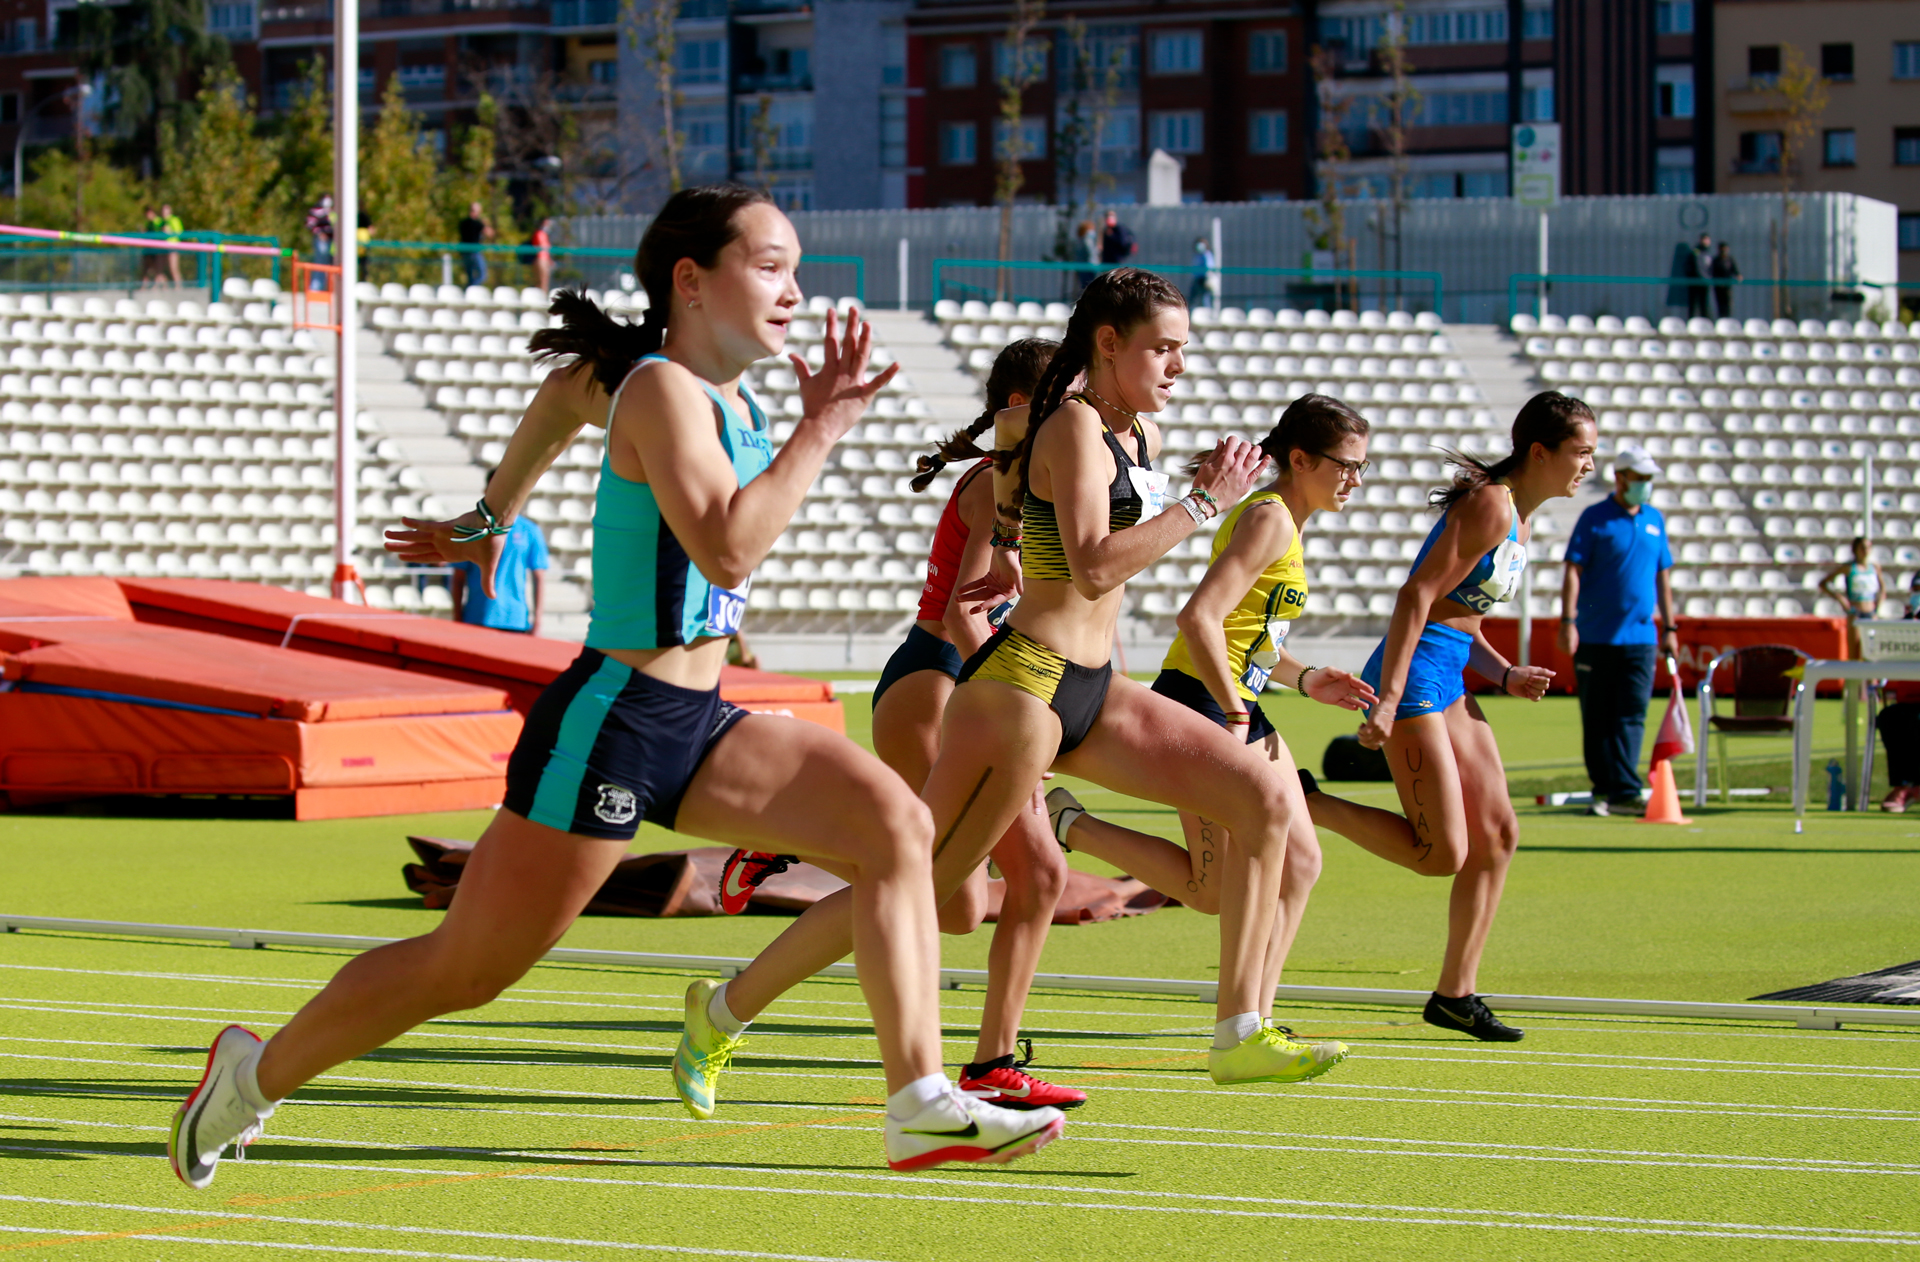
[[1614, 443, 1661, 477]]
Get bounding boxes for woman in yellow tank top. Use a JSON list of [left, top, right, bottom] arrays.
[[1046, 395, 1379, 1032]]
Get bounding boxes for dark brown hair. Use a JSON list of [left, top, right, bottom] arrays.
[[909, 337, 1058, 492], [1183, 391, 1369, 478], [1013, 268, 1186, 506], [528, 183, 776, 394], [1431, 389, 1595, 511]]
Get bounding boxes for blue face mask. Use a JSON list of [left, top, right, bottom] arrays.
[[1623, 480, 1653, 507]]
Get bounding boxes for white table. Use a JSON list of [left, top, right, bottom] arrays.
[[1791, 658, 1920, 831]]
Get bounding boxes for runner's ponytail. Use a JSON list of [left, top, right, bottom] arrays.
[[1432, 390, 1594, 510], [910, 336, 1058, 492]]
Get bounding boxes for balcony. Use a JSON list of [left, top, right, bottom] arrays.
[[262, 0, 331, 21], [734, 72, 812, 93], [366, 0, 532, 16], [550, 0, 617, 25]]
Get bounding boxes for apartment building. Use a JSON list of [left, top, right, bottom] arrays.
[[1713, 0, 1920, 284]]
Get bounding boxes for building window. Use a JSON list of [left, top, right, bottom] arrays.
[[1901, 212, 1920, 252], [1824, 129, 1856, 167], [1249, 109, 1287, 154], [207, 3, 252, 35], [1419, 90, 1509, 126], [881, 25, 905, 87], [940, 44, 977, 88], [993, 114, 1049, 160], [588, 59, 617, 85], [1898, 42, 1920, 80], [941, 120, 977, 165], [1748, 46, 1781, 84], [1149, 30, 1202, 75], [1654, 0, 1692, 34], [1405, 8, 1507, 45], [1523, 6, 1553, 38], [1821, 43, 1853, 81], [1523, 82, 1554, 121], [1898, 128, 1920, 166], [1249, 30, 1286, 73], [1737, 130, 1782, 173], [1148, 109, 1204, 154], [1658, 145, 1695, 194], [1655, 64, 1693, 118], [1462, 170, 1509, 197], [1057, 24, 1140, 92], [880, 96, 907, 168], [681, 101, 728, 180], [993, 38, 1049, 83], [677, 38, 724, 86]]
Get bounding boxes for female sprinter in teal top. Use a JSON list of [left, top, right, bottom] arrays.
[[165, 185, 1064, 1186]]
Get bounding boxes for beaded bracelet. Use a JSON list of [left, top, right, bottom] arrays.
[[989, 525, 1023, 549], [1190, 488, 1220, 514], [448, 497, 512, 542], [1296, 665, 1320, 696]]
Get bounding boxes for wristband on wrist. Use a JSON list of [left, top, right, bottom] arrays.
[[1296, 665, 1318, 696], [1178, 494, 1209, 525], [989, 524, 1022, 549], [1190, 487, 1220, 514], [1222, 712, 1251, 726], [1501, 665, 1516, 692], [449, 497, 512, 542]]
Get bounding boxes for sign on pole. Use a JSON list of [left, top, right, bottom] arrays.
[[1512, 123, 1560, 208]]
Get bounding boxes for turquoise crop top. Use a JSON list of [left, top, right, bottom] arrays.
[[585, 354, 774, 650], [1408, 485, 1527, 615]]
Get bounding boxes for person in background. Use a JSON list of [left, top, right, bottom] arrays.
[[1877, 573, 1920, 812], [1684, 233, 1712, 320], [357, 211, 374, 276], [449, 470, 547, 634], [1711, 241, 1741, 319], [1072, 220, 1098, 292], [1099, 210, 1135, 267], [1558, 442, 1678, 817], [532, 217, 554, 293], [1189, 237, 1217, 310], [160, 203, 184, 288], [458, 202, 493, 287], [306, 195, 334, 269], [139, 206, 167, 289], [1820, 535, 1889, 660]]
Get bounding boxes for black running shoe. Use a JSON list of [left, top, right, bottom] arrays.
[[1298, 768, 1320, 796], [1423, 992, 1525, 1042]]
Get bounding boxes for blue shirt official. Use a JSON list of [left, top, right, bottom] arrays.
[[1564, 497, 1672, 646]]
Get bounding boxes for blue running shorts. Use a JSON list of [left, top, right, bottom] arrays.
[[871, 623, 965, 711], [503, 648, 747, 839], [1358, 622, 1473, 721]]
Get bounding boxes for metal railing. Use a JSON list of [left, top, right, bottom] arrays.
[[930, 257, 1445, 313], [0, 229, 285, 295], [1507, 272, 1910, 324]]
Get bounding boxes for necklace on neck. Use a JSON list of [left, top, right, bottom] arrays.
[[1082, 384, 1138, 423]]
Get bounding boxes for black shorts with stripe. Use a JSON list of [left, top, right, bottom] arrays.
[[503, 647, 747, 840]]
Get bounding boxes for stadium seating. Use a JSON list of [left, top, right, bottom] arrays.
[[1513, 311, 1918, 618]]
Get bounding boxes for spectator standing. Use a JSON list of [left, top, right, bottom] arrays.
[[1071, 219, 1098, 292], [139, 206, 167, 289], [1558, 442, 1679, 817], [457, 202, 493, 287], [1684, 232, 1712, 320], [1878, 573, 1920, 811], [306, 194, 334, 268], [160, 203, 184, 288], [449, 471, 548, 634], [531, 216, 554, 293], [1099, 209, 1135, 266], [1819, 535, 1889, 659], [1189, 236, 1217, 310], [1710, 241, 1741, 319]]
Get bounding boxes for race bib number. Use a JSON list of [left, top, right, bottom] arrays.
[[1475, 538, 1528, 608], [1129, 467, 1172, 516], [1239, 660, 1273, 693], [987, 600, 1015, 629], [1240, 618, 1289, 693], [706, 579, 750, 637]]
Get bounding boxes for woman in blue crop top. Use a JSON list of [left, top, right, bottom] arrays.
[[166, 186, 1065, 1186], [1303, 391, 1597, 1043]]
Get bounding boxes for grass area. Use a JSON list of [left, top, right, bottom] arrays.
[[0, 695, 1916, 1258]]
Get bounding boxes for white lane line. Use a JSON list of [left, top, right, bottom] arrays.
[[1359, 1040, 1920, 1075], [5, 1167, 1916, 1245]]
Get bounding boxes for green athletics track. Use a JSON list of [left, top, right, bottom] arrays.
[[0, 694, 1916, 1260]]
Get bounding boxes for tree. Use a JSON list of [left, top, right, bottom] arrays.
[[441, 92, 515, 244], [747, 93, 778, 194], [270, 59, 334, 247], [76, 0, 230, 170], [1050, 18, 1120, 292], [623, 0, 682, 202], [155, 66, 280, 240], [10, 149, 147, 234], [1305, 45, 1357, 311], [993, 0, 1045, 297], [1770, 44, 1829, 319], [1373, 0, 1420, 311], [360, 76, 442, 251]]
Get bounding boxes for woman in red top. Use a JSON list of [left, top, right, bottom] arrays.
[[715, 339, 1085, 1112], [532, 217, 554, 293]]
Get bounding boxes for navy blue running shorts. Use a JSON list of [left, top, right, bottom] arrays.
[[503, 647, 748, 840], [1149, 667, 1276, 744], [871, 624, 965, 711]]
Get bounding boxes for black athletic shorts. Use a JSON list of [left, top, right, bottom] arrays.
[[871, 624, 965, 711], [503, 647, 748, 839], [955, 625, 1112, 757], [1150, 667, 1275, 744]]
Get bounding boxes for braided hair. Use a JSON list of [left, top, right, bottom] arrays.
[[528, 183, 775, 395], [1431, 390, 1595, 511], [1012, 268, 1185, 507], [908, 336, 1058, 492]]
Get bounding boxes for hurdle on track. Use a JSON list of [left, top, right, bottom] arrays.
[[5, 913, 1915, 1032]]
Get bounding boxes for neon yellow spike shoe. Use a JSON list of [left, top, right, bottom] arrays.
[[1208, 1023, 1350, 1085], [673, 978, 746, 1120]]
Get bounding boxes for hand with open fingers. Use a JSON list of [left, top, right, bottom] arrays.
[[1505, 664, 1554, 701], [385, 513, 505, 597], [1357, 711, 1394, 751], [1189, 435, 1270, 511], [1306, 666, 1378, 712], [793, 305, 901, 443], [959, 545, 1021, 613]]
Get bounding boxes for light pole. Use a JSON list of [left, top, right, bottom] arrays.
[[13, 80, 86, 204]]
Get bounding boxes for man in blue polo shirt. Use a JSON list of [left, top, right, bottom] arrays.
[[449, 470, 549, 634], [1559, 443, 1679, 817]]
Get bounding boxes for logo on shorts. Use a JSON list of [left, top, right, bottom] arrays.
[[593, 783, 638, 825]]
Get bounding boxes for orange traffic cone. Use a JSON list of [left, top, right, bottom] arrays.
[[1639, 757, 1693, 825]]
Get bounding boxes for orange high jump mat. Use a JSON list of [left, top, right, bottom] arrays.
[[0, 584, 520, 819], [111, 578, 843, 731]]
